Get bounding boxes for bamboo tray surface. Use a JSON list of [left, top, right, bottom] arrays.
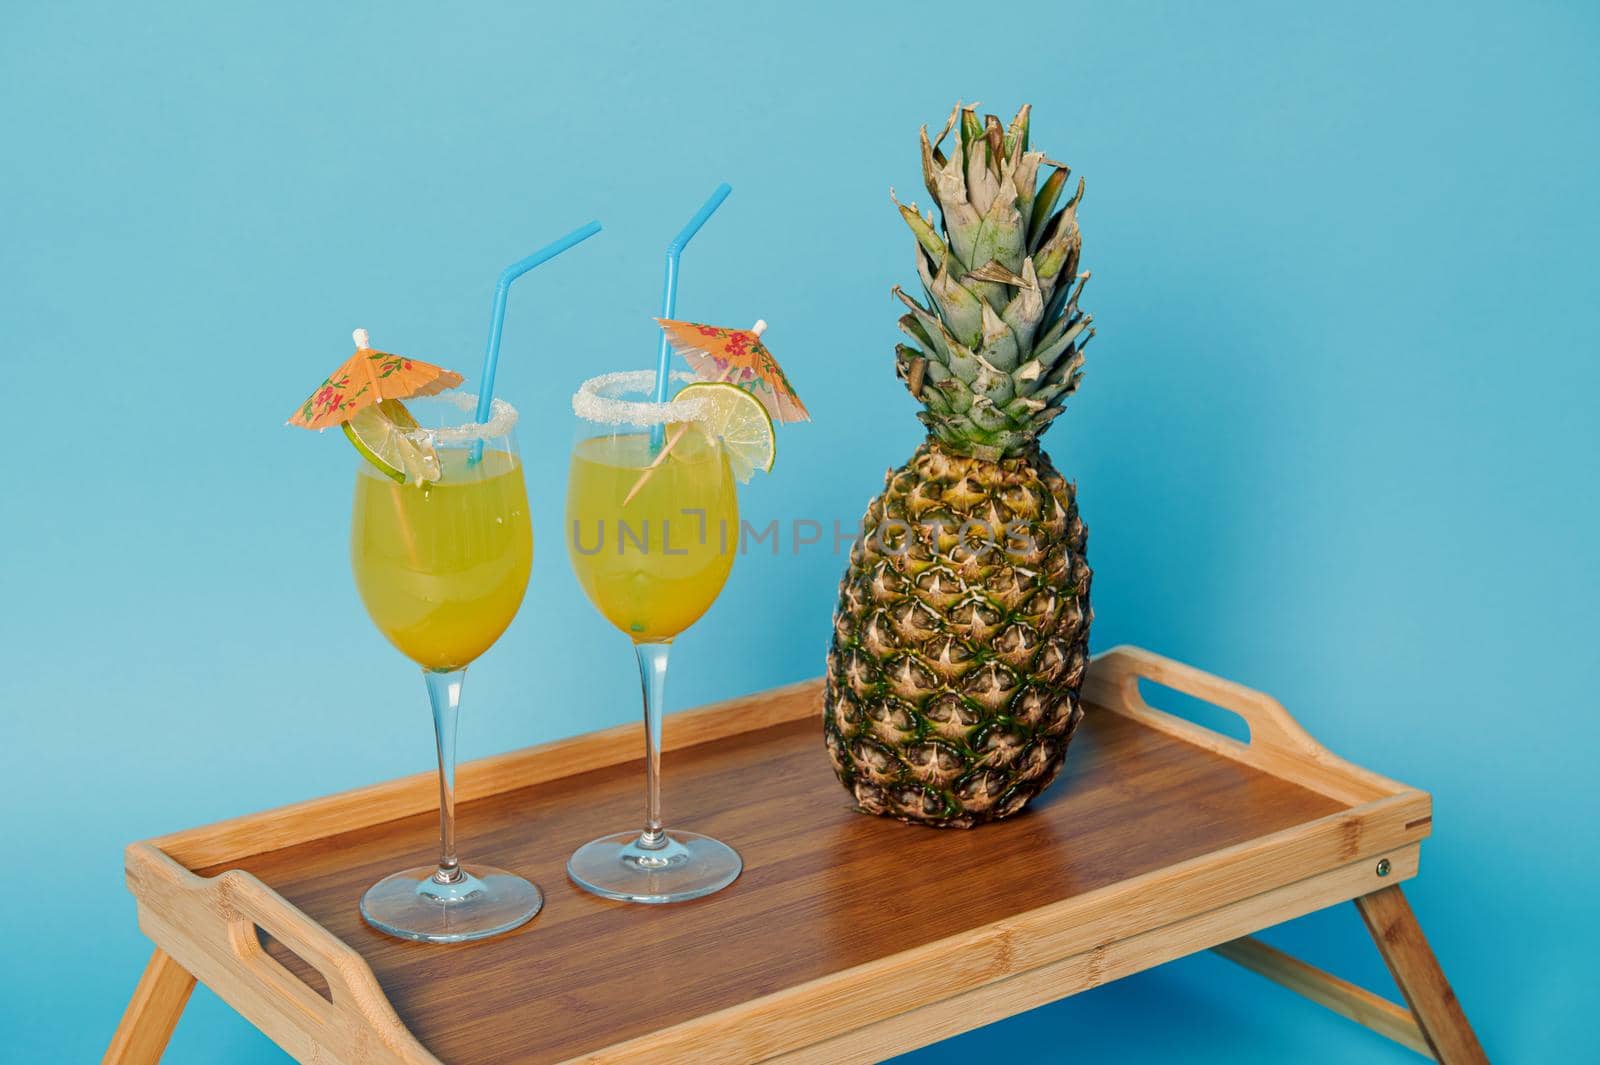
[[126, 648, 1431, 1065]]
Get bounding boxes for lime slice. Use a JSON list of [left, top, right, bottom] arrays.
[[343, 399, 441, 485], [675, 381, 776, 483]]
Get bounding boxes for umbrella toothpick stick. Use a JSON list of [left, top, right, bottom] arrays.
[[623, 321, 762, 506], [347, 327, 421, 566], [351, 329, 388, 404]]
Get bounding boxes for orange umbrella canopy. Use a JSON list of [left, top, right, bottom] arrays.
[[289, 329, 464, 430], [655, 318, 810, 423]]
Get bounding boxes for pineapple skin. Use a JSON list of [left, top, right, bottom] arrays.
[[824, 440, 1091, 828], [828, 101, 1097, 826]]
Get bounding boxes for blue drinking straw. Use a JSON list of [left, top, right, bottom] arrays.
[[650, 183, 732, 448], [471, 220, 602, 461]]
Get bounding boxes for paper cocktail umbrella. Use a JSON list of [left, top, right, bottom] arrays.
[[288, 329, 465, 430], [623, 319, 801, 504], [655, 318, 810, 423]]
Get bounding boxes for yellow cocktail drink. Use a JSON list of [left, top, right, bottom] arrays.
[[351, 447, 533, 670], [566, 427, 737, 642]]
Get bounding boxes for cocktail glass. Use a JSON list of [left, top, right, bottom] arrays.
[[351, 394, 542, 942], [564, 370, 742, 903]]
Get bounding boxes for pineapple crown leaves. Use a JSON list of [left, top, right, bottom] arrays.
[[892, 101, 1094, 460]]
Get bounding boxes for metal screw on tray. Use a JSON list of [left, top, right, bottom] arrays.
[[1376, 858, 1392, 877]]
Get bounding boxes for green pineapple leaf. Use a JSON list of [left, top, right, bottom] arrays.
[[892, 101, 1094, 457], [1028, 166, 1071, 251]]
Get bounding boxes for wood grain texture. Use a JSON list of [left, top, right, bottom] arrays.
[[773, 846, 1421, 1065], [123, 650, 1441, 1064], [196, 714, 1420, 1062], [126, 843, 438, 1064], [1212, 934, 1432, 1057], [102, 949, 196, 1065], [1357, 886, 1489, 1065]]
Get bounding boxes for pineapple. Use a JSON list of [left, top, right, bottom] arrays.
[[824, 102, 1095, 828]]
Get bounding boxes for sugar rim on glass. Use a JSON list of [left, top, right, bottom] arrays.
[[397, 392, 519, 446], [573, 370, 712, 427]]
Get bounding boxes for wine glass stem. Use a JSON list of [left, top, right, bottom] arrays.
[[635, 642, 671, 849], [424, 668, 466, 884]]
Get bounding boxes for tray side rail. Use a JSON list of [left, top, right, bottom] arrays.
[[125, 842, 440, 1065], [1083, 645, 1426, 808], [573, 797, 1431, 1062], [150, 678, 822, 871], [761, 846, 1424, 1065]]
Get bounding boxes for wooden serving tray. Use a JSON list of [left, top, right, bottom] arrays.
[[109, 648, 1485, 1064]]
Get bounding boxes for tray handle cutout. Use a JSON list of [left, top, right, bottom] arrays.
[[255, 926, 334, 1002], [221, 874, 346, 1017], [124, 842, 432, 1063], [1083, 646, 1324, 759]]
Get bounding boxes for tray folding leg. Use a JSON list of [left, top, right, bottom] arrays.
[[1211, 884, 1487, 1063], [1356, 884, 1489, 1063], [103, 948, 195, 1065]]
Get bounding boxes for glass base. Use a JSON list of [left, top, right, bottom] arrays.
[[360, 864, 543, 943], [567, 829, 741, 904]]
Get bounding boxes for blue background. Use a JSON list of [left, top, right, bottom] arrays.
[[3, 2, 1595, 1061]]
